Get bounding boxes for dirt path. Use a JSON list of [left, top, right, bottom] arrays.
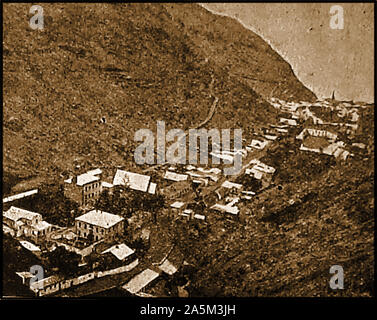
[[143, 74, 219, 173]]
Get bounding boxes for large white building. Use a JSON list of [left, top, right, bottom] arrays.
[[75, 210, 124, 242]]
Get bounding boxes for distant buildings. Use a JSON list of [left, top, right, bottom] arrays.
[[296, 128, 337, 142], [280, 118, 297, 126], [296, 128, 352, 160], [221, 181, 243, 190], [158, 259, 178, 275], [75, 210, 124, 242], [210, 203, 239, 216], [245, 159, 275, 186], [248, 139, 268, 150], [160, 180, 193, 201], [170, 201, 186, 214]]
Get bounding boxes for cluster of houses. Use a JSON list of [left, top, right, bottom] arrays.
[[5, 96, 367, 297], [268, 97, 364, 160], [5, 203, 139, 296], [3, 203, 130, 252], [4, 206, 53, 242], [270, 97, 360, 127], [296, 128, 352, 160], [4, 161, 208, 296], [3, 168, 141, 296], [269, 97, 362, 127]]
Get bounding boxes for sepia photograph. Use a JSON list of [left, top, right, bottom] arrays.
[[2, 1, 374, 305]]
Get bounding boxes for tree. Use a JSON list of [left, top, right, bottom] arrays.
[[45, 246, 81, 277]]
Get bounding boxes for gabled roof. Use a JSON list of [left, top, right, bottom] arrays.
[[113, 169, 151, 192], [75, 210, 124, 229], [183, 209, 193, 215], [16, 271, 34, 281], [210, 152, 234, 163], [194, 214, 206, 220], [264, 134, 278, 141], [280, 118, 297, 126], [102, 243, 134, 260], [275, 128, 289, 133], [4, 206, 41, 222], [252, 162, 276, 174], [249, 139, 268, 150], [197, 167, 221, 175], [122, 269, 159, 294]]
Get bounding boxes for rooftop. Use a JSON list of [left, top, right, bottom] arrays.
[[148, 182, 157, 195], [113, 169, 151, 192], [158, 259, 177, 275], [102, 181, 114, 188], [33, 221, 52, 231], [30, 275, 63, 292], [20, 240, 41, 252], [211, 203, 239, 215], [76, 173, 100, 186], [122, 269, 159, 294], [221, 181, 243, 190], [4, 206, 41, 222], [75, 210, 124, 229], [86, 168, 102, 176], [170, 201, 185, 209], [163, 171, 188, 182], [102, 243, 135, 260], [3, 189, 38, 204]]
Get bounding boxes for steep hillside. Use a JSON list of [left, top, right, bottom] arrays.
[[163, 4, 317, 102], [3, 3, 313, 185], [173, 106, 374, 297]]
